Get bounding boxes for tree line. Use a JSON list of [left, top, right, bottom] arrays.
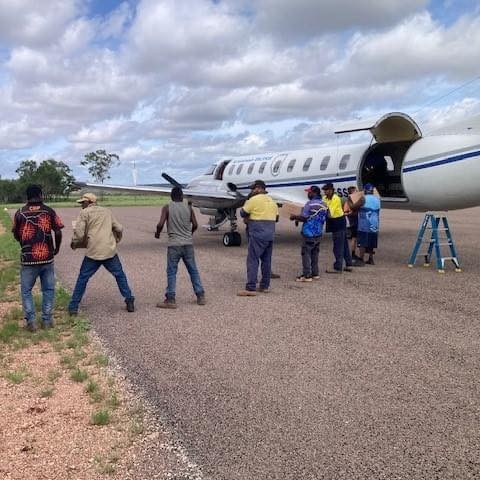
[[0, 150, 120, 203]]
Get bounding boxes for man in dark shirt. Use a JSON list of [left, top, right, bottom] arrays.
[[12, 184, 64, 331]]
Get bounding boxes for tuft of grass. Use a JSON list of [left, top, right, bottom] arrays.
[[85, 380, 104, 403], [4, 368, 28, 384], [60, 353, 77, 370], [40, 387, 54, 398], [55, 286, 71, 310], [92, 354, 109, 367], [0, 321, 20, 344], [106, 390, 120, 409], [47, 369, 62, 383], [91, 409, 111, 426], [70, 368, 88, 383]]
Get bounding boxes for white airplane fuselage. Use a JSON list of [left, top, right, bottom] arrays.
[[187, 132, 480, 213]]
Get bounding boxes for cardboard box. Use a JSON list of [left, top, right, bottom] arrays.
[[280, 201, 303, 217]]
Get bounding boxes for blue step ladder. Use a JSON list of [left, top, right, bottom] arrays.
[[408, 213, 461, 273]]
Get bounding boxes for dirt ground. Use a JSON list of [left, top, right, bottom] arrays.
[[0, 302, 202, 480]]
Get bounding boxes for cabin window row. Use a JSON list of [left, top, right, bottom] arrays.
[[227, 154, 351, 176]]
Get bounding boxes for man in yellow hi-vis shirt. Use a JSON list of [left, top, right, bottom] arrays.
[[238, 180, 278, 296], [322, 183, 353, 273]]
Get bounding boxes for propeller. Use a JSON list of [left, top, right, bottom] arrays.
[[161, 173, 183, 189]]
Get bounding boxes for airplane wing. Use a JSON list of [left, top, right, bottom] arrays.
[[75, 182, 238, 201]]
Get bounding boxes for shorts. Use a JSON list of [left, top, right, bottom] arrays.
[[357, 231, 378, 250], [347, 225, 358, 239]]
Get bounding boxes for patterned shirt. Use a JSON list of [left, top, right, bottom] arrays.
[[12, 202, 64, 265]]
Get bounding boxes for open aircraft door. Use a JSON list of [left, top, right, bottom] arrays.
[[335, 112, 422, 200]]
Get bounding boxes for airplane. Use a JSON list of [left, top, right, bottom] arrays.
[[80, 111, 480, 247]]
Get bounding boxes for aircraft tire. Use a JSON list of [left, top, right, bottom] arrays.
[[223, 232, 242, 247]]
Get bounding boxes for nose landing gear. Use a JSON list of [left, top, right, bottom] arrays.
[[223, 208, 242, 247]]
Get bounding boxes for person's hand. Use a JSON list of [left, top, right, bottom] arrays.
[[289, 214, 296, 221], [154, 232, 160, 239]]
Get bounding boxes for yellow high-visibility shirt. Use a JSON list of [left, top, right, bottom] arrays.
[[323, 194, 344, 218], [242, 194, 278, 221]]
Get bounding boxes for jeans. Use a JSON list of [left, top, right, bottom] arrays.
[[68, 255, 133, 312], [301, 237, 320, 277], [332, 229, 353, 271], [166, 245, 204, 300], [20, 263, 55, 326]]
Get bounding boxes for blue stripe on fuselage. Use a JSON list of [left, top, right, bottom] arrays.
[[403, 149, 480, 172]]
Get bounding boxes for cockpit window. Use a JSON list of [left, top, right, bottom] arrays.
[[204, 164, 216, 175]]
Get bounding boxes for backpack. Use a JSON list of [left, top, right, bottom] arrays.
[[302, 207, 327, 238]]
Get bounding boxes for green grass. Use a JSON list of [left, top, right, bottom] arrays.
[[86, 379, 104, 403], [92, 353, 109, 367], [91, 409, 111, 426], [4, 367, 29, 384], [2, 193, 169, 210], [39, 387, 54, 398], [70, 367, 89, 382], [0, 210, 19, 262], [47, 369, 62, 383]]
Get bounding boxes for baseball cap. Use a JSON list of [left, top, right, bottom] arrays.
[[305, 185, 321, 195], [363, 183, 374, 192], [249, 179, 267, 190], [76, 192, 97, 203], [321, 182, 334, 190]]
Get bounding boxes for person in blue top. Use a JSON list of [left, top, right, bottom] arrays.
[[289, 186, 328, 281], [350, 183, 381, 265]]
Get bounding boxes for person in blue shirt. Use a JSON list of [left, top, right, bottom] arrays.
[[289, 185, 328, 281], [350, 183, 381, 265]]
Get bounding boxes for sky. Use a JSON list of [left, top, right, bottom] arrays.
[[1, 0, 480, 184]]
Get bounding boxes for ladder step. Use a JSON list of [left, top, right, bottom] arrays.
[[425, 227, 449, 231]]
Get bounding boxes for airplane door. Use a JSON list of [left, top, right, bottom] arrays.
[[215, 160, 231, 180]]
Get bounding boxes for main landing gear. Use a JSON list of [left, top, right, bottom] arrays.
[[221, 208, 242, 247], [207, 208, 242, 247]]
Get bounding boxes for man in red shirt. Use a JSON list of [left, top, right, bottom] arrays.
[[12, 185, 64, 331]]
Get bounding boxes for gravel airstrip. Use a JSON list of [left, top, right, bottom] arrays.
[[54, 205, 480, 480]]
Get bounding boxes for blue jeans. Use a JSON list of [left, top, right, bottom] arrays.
[[332, 229, 353, 271], [166, 245, 204, 300], [68, 255, 133, 312], [21, 263, 55, 326]]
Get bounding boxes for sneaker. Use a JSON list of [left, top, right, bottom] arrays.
[[270, 273, 281, 279], [157, 299, 177, 309], [196, 294, 206, 305], [296, 276, 313, 282], [366, 257, 375, 265], [126, 298, 135, 312], [352, 259, 365, 267], [325, 269, 343, 274], [237, 290, 257, 297], [312, 275, 320, 280], [257, 287, 269, 293]]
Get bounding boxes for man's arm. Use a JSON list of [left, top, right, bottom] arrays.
[[11, 211, 21, 242], [71, 212, 87, 249], [190, 207, 198, 234], [53, 230, 62, 255], [349, 196, 365, 212], [155, 205, 168, 238]]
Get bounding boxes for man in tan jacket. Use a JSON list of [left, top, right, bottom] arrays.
[[68, 193, 135, 314]]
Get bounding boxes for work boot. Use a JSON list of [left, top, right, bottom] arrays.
[[325, 269, 343, 274], [157, 299, 177, 309], [353, 259, 365, 267], [196, 294, 206, 305], [25, 322, 37, 333], [257, 287, 269, 293], [237, 290, 257, 297], [68, 310, 78, 317], [270, 273, 281, 279], [126, 298, 135, 312]]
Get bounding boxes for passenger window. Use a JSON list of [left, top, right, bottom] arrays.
[[320, 156, 330, 171], [303, 157, 312, 172], [259, 162, 267, 174], [247, 162, 255, 174], [228, 164, 235, 175], [236, 164, 243, 175], [272, 160, 282, 175], [287, 159, 296, 172], [339, 154, 350, 170]]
